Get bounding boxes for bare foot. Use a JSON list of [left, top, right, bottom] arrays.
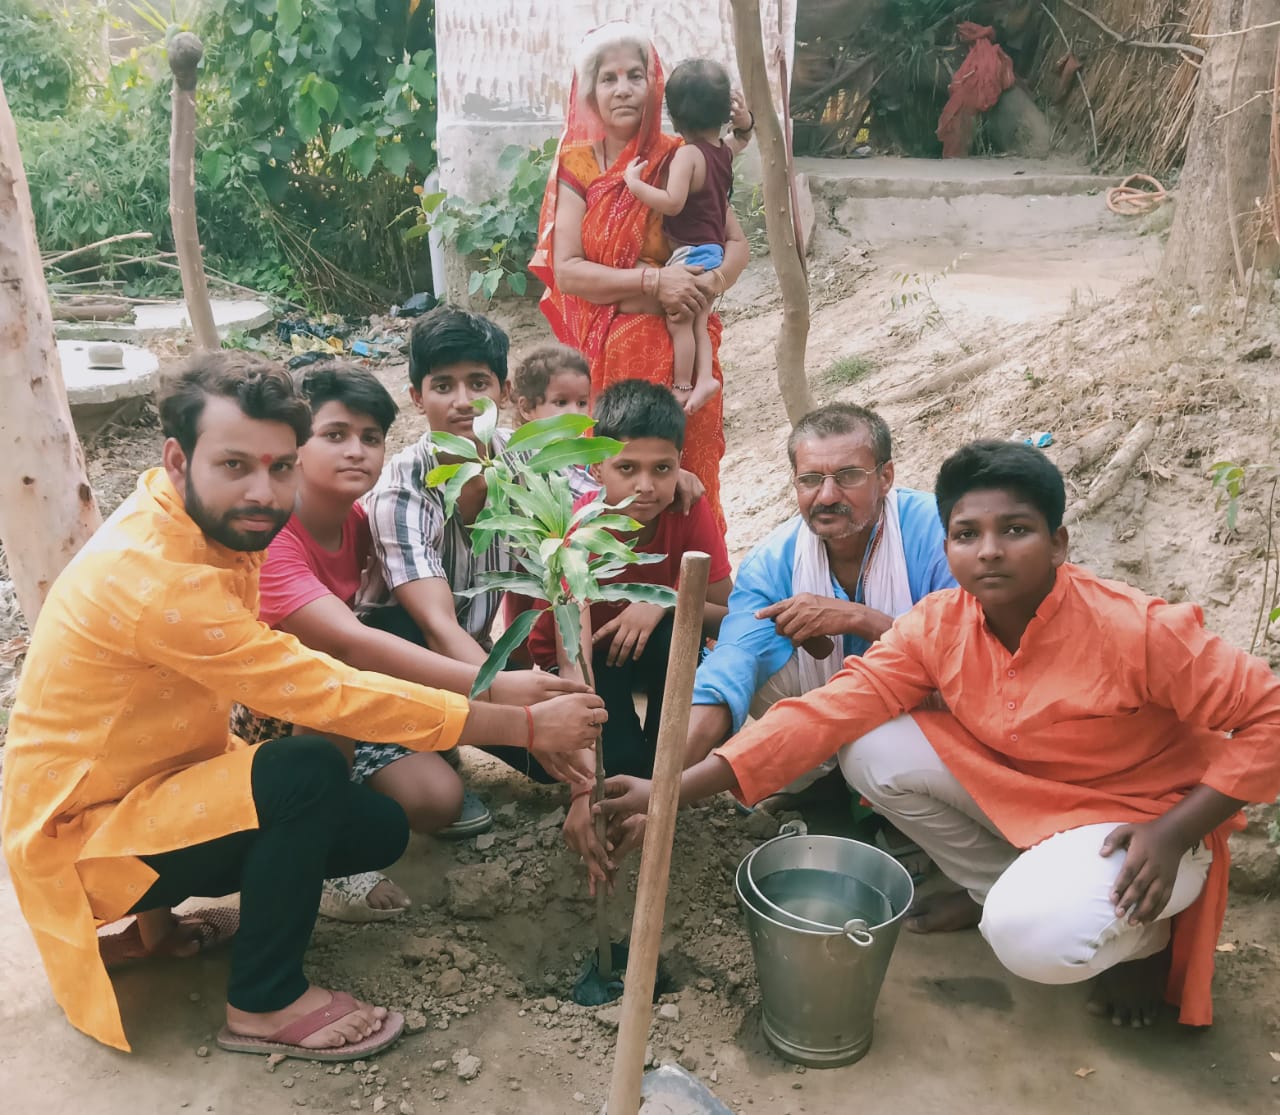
[[365, 877, 411, 911], [225, 986, 388, 1051], [905, 890, 982, 934], [684, 376, 721, 415], [1086, 946, 1170, 1028]]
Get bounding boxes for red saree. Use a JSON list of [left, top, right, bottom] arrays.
[[531, 39, 726, 529]]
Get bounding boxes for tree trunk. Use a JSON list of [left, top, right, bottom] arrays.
[[1163, 0, 1280, 298], [730, 0, 815, 426], [168, 32, 219, 351], [0, 80, 102, 626]]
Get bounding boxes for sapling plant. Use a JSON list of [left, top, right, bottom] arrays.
[[425, 398, 676, 981]]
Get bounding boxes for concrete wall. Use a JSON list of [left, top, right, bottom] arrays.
[[435, 0, 795, 204]]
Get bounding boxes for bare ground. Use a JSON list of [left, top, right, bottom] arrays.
[[4, 181, 1280, 1112]]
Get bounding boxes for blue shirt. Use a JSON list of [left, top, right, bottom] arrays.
[[692, 487, 956, 732]]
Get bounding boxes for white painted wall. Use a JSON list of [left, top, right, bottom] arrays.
[[435, 0, 795, 202]]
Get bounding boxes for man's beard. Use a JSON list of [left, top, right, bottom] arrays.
[[184, 474, 291, 552]]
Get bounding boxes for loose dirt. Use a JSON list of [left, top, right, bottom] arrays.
[[4, 175, 1280, 1113]]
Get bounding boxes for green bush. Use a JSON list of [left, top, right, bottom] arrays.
[[0, 0, 86, 120]]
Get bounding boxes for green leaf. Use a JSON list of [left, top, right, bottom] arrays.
[[570, 526, 649, 563], [311, 79, 340, 116], [426, 462, 464, 487], [482, 269, 502, 299], [553, 603, 582, 661], [507, 271, 528, 296], [338, 24, 362, 58], [586, 514, 643, 532], [293, 95, 321, 141], [470, 609, 541, 699], [457, 571, 549, 598], [468, 270, 484, 296], [560, 547, 593, 603], [441, 461, 482, 519], [276, 0, 302, 36], [506, 413, 594, 453], [329, 125, 362, 155], [472, 397, 499, 449], [230, 14, 255, 35], [380, 143, 412, 178], [525, 436, 623, 475], [249, 28, 272, 57], [427, 431, 480, 460], [348, 134, 377, 178], [594, 584, 678, 607], [506, 481, 565, 533]]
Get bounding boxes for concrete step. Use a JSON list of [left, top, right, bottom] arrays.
[[798, 156, 1118, 200]]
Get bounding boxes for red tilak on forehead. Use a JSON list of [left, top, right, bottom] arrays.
[[259, 454, 276, 466]]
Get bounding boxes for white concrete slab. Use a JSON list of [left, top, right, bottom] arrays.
[[56, 299, 273, 343], [57, 340, 159, 407]]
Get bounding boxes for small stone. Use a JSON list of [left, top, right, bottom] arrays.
[[404, 1010, 428, 1034], [445, 862, 511, 918], [436, 968, 465, 996], [455, 1054, 482, 1081], [371, 1098, 387, 1113], [350, 1103, 362, 1111], [537, 828, 559, 847], [792, 1082, 803, 1090], [497, 803, 518, 820], [539, 995, 559, 1013], [508, 1080, 521, 1091], [573, 1093, 587, 1105], [644, 1045, 655, 1068], [189, 992, 201, 1002], [475, 833, 496, 851], [678, 1052, 699, 1072], [695, 978, 714, 992], [514, 834, 535, 852], [195, 1046, 209, 1058], [353, 1062, 368, 1072], [431, 1060, 448, 1074], [658, 1003, 680, 1023], [594, 1005, 621, 1030], [282, 1079, 295, 1089], [709, 1070, 719, 1083], [87, 342, 125, 370], [449, 944, 478, 972], [430, 1090, 447, 1102], [537, 805, 567, 830], [726, 971, 743, 987], [398, 1102, 416, 1115]]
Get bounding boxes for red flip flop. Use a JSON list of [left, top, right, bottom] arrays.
[[215, 991, 405, 1063], [100, 906, 240, 970]]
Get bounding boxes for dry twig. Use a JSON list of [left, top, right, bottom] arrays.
[[41, 231, 154, 268], [1057, 0, 1205, 58], [1064, 417, 1157, 523], [1040, 3, 1100, 158]]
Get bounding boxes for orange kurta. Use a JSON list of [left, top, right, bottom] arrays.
[[718, 563, 1280, 1026], [1, 469, 471, 1051]]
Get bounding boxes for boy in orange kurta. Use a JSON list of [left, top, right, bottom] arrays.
[[1, 354, 603, 1058], [600, 440, 1280, 1029]]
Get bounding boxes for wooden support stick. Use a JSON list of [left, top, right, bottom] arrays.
[[1064, 417, 1157, 524], [167, 32, 219, 352], [606, 552, 711, 1115]]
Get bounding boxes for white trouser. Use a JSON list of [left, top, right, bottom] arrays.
[[749, 654, 838, 793], [837, 715, 1213, 986]]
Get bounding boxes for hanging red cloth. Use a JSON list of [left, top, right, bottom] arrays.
[[936, 23, 1015, 158]]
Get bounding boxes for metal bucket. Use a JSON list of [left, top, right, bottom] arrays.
[[734, 828, 914, 1068]]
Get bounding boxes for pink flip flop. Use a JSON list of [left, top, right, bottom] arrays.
[[215, 991, 406, 1063]]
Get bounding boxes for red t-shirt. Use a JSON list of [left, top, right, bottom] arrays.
[[258, 504, 372, 628], [522, 494, 731, 668]]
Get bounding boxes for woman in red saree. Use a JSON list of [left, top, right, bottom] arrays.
[[530, 23, 750, 530]]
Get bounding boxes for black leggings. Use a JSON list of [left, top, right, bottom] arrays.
[[128, 736, 409, 1013]]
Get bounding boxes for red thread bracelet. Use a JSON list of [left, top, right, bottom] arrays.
[[571, 783, 592, 801], [524, 705, 535, 751]]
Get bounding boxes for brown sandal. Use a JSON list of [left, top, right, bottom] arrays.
[[215, 991, 405, 1062]]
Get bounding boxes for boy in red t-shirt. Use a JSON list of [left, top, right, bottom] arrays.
[[519, 381, 733, 869]]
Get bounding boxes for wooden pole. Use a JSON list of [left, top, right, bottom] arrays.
[[606, 552, 711, 1115], [167, 32, 219, 352], [0, 79, 102, 625], [729, 0, 813, 425]]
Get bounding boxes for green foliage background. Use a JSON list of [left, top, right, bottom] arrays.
[[5, 0, 440, 310]]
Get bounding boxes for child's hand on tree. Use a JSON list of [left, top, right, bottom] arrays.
[[528, 693, 607, 782], [623, 157, 648, 191], [563, 791, 616, 895], [730, 90, 752, 132], [593, 601, 668, 666], [490, 669, 591, 708]]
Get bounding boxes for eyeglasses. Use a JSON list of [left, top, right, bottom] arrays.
[[793, 466, 881, 492]]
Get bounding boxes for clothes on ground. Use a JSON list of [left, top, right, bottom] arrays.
[[663, 138, 733, 250], [0, 469, 470, 1050], [531, 44, 727, 530], [359, 428, 514, 642], [521, 493, 732, 669], [122, 736, 409, 1014], [716, 562, 1280, 1026], [840, 716, 1212, 986], [257, 503, 371, 627], [693, 488, 955, 733]]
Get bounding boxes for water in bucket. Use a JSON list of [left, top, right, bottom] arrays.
[[755, 868, 893, 929]]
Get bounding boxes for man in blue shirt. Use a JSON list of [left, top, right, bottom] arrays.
[[685, 403, 955, 777]]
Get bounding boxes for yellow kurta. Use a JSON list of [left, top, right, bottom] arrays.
[[1, 469, 471, 1050]]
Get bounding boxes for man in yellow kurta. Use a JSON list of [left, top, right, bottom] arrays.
[[1, 353, 603, 1059]]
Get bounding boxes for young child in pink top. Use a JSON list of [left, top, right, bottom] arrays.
[[624, 59, 754, 416]]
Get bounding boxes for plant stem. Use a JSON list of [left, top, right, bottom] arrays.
[[574, 642, 613, 981], [1251, 477, 1277, 654]]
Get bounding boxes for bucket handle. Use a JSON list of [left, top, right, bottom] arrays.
[[843, 918, 875, 948]]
